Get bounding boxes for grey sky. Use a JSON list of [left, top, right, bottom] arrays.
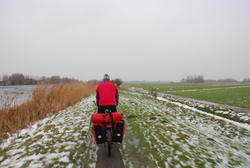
[[0, 0, 249, 82]]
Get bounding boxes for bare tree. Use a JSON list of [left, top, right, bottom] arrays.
[[196, 75, 204, 83], [114, 78, 123, 87], [181, 75, 204, 83], [3, 75, 9, 82], [24, 75, 37, 84], [9, 73, 25, 85], [242, 78, 250, 83], [41, 76, 46, 81], [50, 75, 61, 83], [180, 78, 186, 83]]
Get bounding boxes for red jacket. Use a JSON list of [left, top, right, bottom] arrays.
[[96, 81, 119, 106]]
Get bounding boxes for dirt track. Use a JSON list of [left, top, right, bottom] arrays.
[[96, 143, 125, 168]]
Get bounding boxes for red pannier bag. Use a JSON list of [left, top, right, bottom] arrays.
[[92, 112, 124, 124], [92, 123, 105, 144], [91, 112, 125, 144], [113, 120, 125, 143]]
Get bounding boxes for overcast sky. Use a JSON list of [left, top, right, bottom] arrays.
[[0, 0, 249, 82]]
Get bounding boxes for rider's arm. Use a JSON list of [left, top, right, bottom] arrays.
[[96, 87, 100, 106], [115, 86, 119, 105]]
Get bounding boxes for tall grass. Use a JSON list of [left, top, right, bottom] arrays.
[[0, 81, 98, 144]]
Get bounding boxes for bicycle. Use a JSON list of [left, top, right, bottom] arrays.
[[103, 109, 114, 157], [91, 105, 125, 157]]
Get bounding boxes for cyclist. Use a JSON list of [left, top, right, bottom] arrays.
[[96, 74, 119, 113]]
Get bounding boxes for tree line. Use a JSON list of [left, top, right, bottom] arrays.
[[180, 75, 204, 83], [1, 73, 124, 87], [180, 75, 250, 83], [1, 73, 78, 85]]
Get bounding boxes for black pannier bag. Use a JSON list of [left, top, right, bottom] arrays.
[[92, 124, 105, 144], [113, 120, 125, 143]]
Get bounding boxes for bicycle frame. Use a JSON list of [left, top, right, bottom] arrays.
[[103, 109, 114, 157], [106, 123, 113, 142]]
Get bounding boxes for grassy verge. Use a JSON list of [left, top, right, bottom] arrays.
[[162, 95, 250, 125], [119, 90, 250, 167], [0, 81, 98, 144]]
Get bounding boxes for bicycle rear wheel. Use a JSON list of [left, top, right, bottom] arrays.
[[108, 141, 111, 157], [107, 129, 112, 157]]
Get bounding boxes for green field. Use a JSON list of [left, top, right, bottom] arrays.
[[124, 82, 250, 109]]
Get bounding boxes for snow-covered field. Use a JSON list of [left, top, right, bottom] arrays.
[[1, 89, 250, 168]]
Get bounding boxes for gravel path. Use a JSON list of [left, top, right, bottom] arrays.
[[96, 143, 124, 168]]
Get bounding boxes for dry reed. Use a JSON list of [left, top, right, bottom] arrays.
[[0, 81, 98, 144]]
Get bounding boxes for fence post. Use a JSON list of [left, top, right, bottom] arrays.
[[151, 87, 157, 98]]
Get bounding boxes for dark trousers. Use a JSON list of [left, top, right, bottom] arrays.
[[98, 105, 117, 113]]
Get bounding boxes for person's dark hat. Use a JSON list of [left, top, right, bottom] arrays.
[[103, 74, 110, 81]]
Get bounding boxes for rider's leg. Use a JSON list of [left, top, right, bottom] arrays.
[[98, 106, 105, 113], [111, 106, 117, 112], [106, 105, 117, 112]]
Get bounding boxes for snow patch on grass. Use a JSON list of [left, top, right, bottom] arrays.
[[0, 95, 97, 168], [120, 90, 250, 167]]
